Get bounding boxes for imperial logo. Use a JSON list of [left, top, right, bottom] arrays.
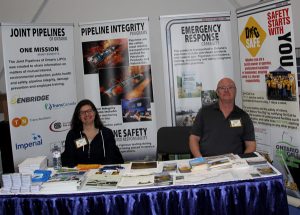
[[49, 120, 70, 132], [10, 94, 50, 104], [15, 133, 43, 150], [240, 16, 266, 57]]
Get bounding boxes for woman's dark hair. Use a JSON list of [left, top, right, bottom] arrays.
[[71, 99, 103, 131]]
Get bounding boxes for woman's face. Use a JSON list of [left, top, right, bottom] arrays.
[[79, 104, 95, 125]]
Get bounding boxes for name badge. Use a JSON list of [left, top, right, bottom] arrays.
[[75, 137, 88, 148], [230, 119, 242, 127]]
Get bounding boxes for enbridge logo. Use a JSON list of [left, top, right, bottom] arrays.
[[10, 95, 49, 104], [240, 16, 266, 57]]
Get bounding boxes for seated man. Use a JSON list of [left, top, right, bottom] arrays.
[[189, 77, 256, 157]]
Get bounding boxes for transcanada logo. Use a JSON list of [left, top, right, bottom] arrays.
[[45, 101, 76, 110], [15, 133, 43, 150]]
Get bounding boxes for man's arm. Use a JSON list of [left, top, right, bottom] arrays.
[[189, 134, 202, 157], [244, 140, 256, 153]]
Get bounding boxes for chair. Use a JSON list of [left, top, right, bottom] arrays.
[[157, 126, 192, 160]]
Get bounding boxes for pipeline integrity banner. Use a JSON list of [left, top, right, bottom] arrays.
[[79, 17, 156, 161], [237, 0, 300, 198], [1, 23, 77, 169], [160, 12, 234, 126]]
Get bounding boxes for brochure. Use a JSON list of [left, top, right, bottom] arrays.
[[154, 173, 173, 186], [82, 174, 121, 190], [117, 175, 155, 188]]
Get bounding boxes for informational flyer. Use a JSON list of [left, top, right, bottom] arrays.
[[1, 23, 77, 168], [160, 12, 234, 126], [237, 0, 300, 198], [79, 17, 156, 161]]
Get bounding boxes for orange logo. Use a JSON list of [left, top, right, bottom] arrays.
[[240, 16, 266, 57], [11, 117, 29, 127]]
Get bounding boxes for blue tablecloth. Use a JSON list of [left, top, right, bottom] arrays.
[[0, 175, 288, 215]]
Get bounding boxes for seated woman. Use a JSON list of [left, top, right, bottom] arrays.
[[62, 99, 124, 167]]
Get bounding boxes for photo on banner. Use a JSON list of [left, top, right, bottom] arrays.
[[237, 0, 300, 198], [160, 12, 234, 126], [79, 18, 157, 161], [1, 23, 77, 168]]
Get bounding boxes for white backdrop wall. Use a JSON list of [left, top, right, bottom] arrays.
[[0, 0, 299, 129]]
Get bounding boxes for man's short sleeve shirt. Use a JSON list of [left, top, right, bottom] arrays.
[[190, 102, 255, 156]]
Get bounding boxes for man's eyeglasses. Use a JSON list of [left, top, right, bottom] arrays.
[[79, 109, 94, 116], [218, 86, 236, 91]]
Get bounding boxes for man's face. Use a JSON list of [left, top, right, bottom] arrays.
[[216, 78, 236, 103]]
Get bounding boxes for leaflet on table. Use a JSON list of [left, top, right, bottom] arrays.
[[207, 157, 232, 170], [162, 162, 177, 173], [177, 162, 192, 173], [242, 152, 268, 165], [232, 162, 280, 180], [32, 170, 52, 183], [174, 171, 235, 185], [81, 174, 122, 190], [154, 173, 173, 186], [255, 164, 278, 176], [205, 153, 238, 162], [123, 161, 162, 176], [246, 158, 268, 166], [117, 175, 155, 188], [231, 159, 249, 169], [46, 171, 87, 182]]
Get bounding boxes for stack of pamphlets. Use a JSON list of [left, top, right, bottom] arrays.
[[11, 173, 22, 193], [162, 162, 177, 173], [207, 157, 232, 170], [41, 170, 87, 192], [256, 164, 277, 176], [99, 165, 125, 175], [178, 164, 192, 173], [246, 158, 267, 166], [177, 160, 192, 173], [20, 174, 32, 193], [1, 173, 42, 193], [18, 156, 47, 175], [154, 173, 173, 186], [1, 174, 12, 193], [81, 169, 122, 190]]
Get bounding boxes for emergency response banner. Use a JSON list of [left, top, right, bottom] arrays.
[[79, 17, 156, 161], [1, 23, 77, 169], [237, 0, 300, 198], [160, 12, 234, 126]]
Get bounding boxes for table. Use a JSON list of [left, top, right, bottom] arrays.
[[0, 174, 288, 215]]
